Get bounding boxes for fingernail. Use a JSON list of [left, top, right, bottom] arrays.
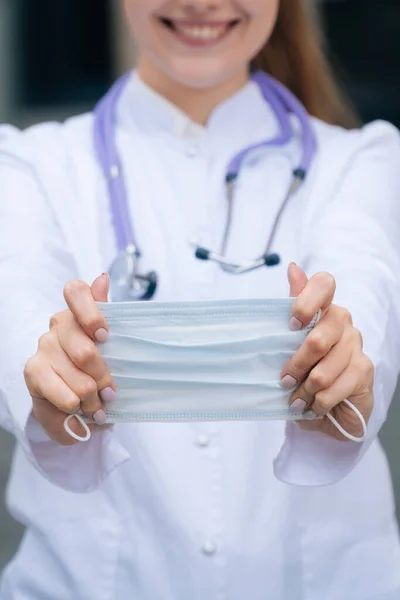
[[280, 375, 298, 390], [100, 387, 116, 403], [291, 398, 307, 413], [94, 328, 109, 343], [93, 409, 107, 425], [289, 316, 303, 331]]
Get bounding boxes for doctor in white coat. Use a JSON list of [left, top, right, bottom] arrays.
[[1, 0, 400, 599]]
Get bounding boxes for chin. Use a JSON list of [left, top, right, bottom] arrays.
[[160, 57, 246, 90]]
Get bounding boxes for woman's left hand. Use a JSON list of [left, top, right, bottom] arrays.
[[280, 262, 374, 441]]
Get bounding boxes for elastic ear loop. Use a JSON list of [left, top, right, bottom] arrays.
[[63, 414, 92, 442], [326, 399, 367, 443], [307, 312, 366, 443]]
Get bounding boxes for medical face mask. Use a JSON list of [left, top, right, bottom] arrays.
[[63, 298, 366, 443]]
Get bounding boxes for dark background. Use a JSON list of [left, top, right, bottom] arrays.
[[323, 0, 400, 127], [1, 0, 400, 572]]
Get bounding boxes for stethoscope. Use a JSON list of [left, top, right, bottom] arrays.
[[93, 70, 317, 302], [65, 77, 367, 443]]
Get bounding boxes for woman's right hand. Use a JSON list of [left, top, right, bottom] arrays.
[[24, 273, 116, 446]]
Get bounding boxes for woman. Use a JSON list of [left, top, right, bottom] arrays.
[[1, 1, 400, 598]]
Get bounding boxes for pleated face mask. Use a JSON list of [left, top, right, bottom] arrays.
[[63, 298, 366, 443]]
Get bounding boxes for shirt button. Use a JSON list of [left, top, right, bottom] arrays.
[[202, 541, 216, 556], [185, 144, 199, 158], [195, 435, 210, 447]]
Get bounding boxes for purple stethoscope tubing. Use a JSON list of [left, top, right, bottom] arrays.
[[67, 74, 368, 444], [93, 72, 135, 254], [93, 69, 317, 264]]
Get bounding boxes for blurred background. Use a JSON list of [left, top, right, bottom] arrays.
[[1, 0, 400, 572]]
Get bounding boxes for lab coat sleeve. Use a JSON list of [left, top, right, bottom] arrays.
[[0, 127, 129, 494], [274, 120, 400, 486]]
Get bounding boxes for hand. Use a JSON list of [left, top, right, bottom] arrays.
[[280, 263, 374, 441], [24, 273, 116, 446]]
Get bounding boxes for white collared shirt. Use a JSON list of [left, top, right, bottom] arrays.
[[1, 73, 400, 599]]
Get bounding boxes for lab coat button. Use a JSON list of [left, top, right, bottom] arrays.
[[196, 435, 210, 447], [186, 144, 199, 158], [202, 541, 216, 556]]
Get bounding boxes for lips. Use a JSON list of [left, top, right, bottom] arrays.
[[159, 17, 240, 45]]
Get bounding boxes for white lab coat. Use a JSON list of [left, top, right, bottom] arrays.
[[1, 73, 400, 600]]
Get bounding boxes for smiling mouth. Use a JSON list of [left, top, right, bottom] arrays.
[[159, 17, 240, 45]]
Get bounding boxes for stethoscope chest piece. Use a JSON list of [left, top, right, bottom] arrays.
[[108, 245, 158, 302]]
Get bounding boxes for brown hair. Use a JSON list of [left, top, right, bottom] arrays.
[[252, 0, 359, 129]]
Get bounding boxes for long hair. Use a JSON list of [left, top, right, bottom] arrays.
[[252, 0, 359, 129]]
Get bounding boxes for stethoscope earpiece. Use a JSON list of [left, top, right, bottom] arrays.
[[194, 247, 211, 261], [264, 253, 281, 267]]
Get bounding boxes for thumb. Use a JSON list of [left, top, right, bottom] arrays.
[[91, 273, 110, 302], [288, 262, 308, 297]]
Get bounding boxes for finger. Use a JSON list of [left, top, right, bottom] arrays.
[[288, 262, 308, 297], [25, 360, 81, 414], [63, 275, 109, 342], [32, 398, 112, 446], [304, 362, 372, 421], [301, 338, 352, 397], [91, 273, 110, 302], [56, 318, 112, 389], [301, 327, 362, 398], [312, 355, 373, 418], [311, 360, 373, 440], [281, 309, 349, 388], [290, 272, 336, 329], [50, 345, 107, 420], [288, 341, 351, 412]]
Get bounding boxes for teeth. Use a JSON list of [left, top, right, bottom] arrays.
[[176, 25, 225, 40]]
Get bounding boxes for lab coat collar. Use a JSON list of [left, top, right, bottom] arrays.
[[118, 70, 280, 147]]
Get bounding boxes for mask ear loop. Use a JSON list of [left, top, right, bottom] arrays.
[[326, 399, 367, 443], [306, 312, 366, 442], [63, 414, 92, 442]]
